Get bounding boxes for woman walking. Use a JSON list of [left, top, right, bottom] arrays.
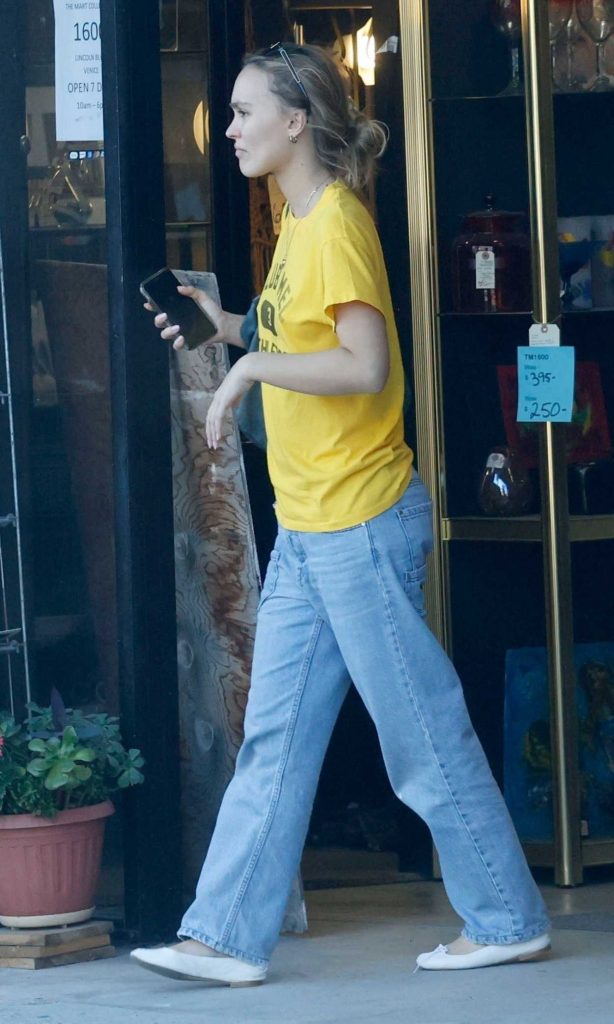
[[132, 42, 550, 986]]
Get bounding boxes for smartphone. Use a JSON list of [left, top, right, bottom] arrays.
[[140, 268, 218, 350]]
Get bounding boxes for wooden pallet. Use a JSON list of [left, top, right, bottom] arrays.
[[0, 919, 115, 969]]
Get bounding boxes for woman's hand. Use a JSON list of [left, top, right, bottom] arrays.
[[206, 356, 255, 449], [144, 285, 247, 351], [144, 285, 224, 351]]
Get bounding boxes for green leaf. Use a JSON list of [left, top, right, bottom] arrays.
[[0, 719, 21, 739], [117, 766, 145, 788], [73, 747, 96, 763], [45, 764, 72, 790], [27, 739, 48, 754], [3, 698, 144, 811]]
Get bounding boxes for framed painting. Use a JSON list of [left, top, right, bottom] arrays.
[[497, 361, 611, 468]]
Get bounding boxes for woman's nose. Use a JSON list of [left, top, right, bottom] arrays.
[[226, 118, 238, 139]]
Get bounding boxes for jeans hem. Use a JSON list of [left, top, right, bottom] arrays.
[[462, 920, 551, 945], [177, 926, 270, 968]]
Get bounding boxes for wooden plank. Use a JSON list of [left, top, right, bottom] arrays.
[[0, 920, 113, 946], [170, 272, 259, 888], [0, 934, 110, 958], [0, 944, 116, 969]]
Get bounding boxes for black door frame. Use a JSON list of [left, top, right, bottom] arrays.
[[208, 0, 251, 313], [100, 0, 183, 941], [0, 3, 36, 720]]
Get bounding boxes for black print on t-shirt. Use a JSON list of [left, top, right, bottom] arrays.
[[269, 261, 291, 315], [261, 338, 282, 354], [260, 300, 277, 336]]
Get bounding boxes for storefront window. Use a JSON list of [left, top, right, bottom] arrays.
[[25, 2, 118, 720], [162, 52, 212, 270], [160, 1, 212, 271]]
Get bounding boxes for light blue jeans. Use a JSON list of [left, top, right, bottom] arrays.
[[179, 473, 550, 967]]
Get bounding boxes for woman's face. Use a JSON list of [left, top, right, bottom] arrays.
[[226, 65, 300, 178]]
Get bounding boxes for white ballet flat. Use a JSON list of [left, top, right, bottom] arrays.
[[416, 932, 551, 970], [130, 945, 267, 986]]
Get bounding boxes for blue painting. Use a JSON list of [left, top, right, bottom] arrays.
[[504, 644, 614, 841]]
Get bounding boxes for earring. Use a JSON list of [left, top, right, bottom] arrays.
[[289, 134, 298, 144]]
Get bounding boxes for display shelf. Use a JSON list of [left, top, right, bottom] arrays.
[[442, 517, 614, 544], [582, 839, 614, 867], [442, 516, 541, 543], [438, 311, 532, 319], [564, 308, 614, 317], [439, 309, 614, 319], [526, 838, 614, 870], [569, 517, 614, 543], [403, 0, 614, 883], [429, 94, 526, 103], [430, 92, 614, 105]]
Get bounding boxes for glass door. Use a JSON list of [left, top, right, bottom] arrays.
[[1, 0, 122, 913], [401, 0, 614, 882], [25, 2, 118, 721], [2, 0, 184, 941]]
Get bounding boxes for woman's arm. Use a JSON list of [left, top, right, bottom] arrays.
[[249, 301, 389, 395], [205, 300, 389, 448]]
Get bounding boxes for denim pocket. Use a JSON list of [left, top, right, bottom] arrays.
[[403, 570, 427, 620], [258, 549, 281, 609], [396, 502, 434, 583]]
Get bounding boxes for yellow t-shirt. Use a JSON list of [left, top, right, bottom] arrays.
[[257, 180, 413, 532]]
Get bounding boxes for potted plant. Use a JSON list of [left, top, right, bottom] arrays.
[[0, 690, 144, 928]]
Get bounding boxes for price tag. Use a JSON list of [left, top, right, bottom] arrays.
[[529, 323, 560, 347], [475, 248, 496, 289], [517, 346, 575, 423]]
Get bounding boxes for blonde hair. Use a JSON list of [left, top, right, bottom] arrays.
[[243, 43, 388, 193]]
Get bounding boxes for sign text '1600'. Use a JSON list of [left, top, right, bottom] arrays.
[[74, 21, 100, 42]]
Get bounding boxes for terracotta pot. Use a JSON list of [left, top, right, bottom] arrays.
[[0, 800, 114, 928]]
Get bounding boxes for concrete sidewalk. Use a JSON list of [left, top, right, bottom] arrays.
[[1, 881, 613, 1024]]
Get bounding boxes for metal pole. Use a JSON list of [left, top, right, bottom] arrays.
[[398, 0, 449, 648], [521, 0, 582, 885]]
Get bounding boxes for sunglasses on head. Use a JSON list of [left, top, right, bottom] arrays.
[[268, 42, 312, 114]]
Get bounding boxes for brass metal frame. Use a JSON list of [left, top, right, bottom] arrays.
[[442, 517, 542, 543], [442, 516, 614, 544], [400, 1, 588, 885], [398, 1, 449, 649], [521, 0, 582, 885]]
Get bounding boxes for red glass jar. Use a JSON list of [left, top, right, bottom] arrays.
[[451, 194, 532, 313]]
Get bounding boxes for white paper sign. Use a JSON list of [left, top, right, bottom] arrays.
[[529, 323, 560, 347], [54, 0, 103, 142], [475, 247, 496, 290]]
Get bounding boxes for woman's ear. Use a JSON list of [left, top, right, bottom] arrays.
[[287, 109, 309, 139]]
